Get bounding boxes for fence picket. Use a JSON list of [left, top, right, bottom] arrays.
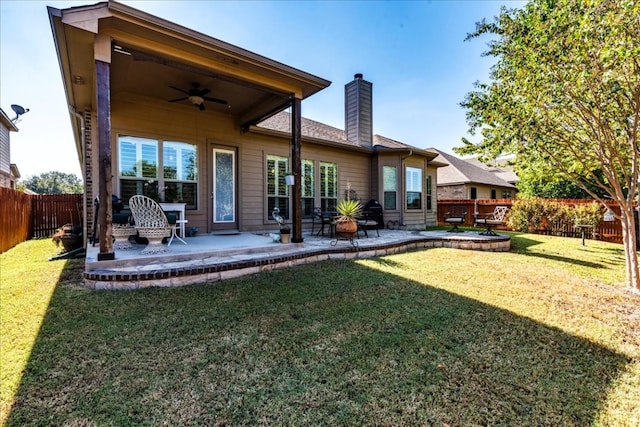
[[1, 188, 82, 253], [438, 199, 633, 244]]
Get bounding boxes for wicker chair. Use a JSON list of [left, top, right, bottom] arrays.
[[129, 195, 173, 254]]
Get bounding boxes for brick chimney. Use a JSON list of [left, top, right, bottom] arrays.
[[345, 73, 372, 147]]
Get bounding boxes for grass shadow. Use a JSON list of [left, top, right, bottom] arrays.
[[509, 232, 624, 270], [5, 258, 630, 426]]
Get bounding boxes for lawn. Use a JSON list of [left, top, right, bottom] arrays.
[[1, 233, 638, 426]]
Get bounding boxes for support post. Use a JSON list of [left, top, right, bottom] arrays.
[[290, 96, 303, 243], [96, 60, 114, 260]]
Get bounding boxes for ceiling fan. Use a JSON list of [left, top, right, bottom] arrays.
[[168, 82, 227, 111]]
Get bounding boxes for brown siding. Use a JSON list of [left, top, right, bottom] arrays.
[[106, 96, 377, 234]]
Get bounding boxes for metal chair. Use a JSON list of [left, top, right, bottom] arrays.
[[357, 206, 382, 238], [474, 206, 508, 236], [444, 206, 467, 233], [128, 195, 173, 254]]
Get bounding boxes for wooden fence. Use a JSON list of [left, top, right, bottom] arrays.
[[0, 187, 82, 253], [438, 199, 634, 244]]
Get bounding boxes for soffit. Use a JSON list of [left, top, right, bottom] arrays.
[[51, 1, 330, 128]]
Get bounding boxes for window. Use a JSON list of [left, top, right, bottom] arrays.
[[491, 189, 497, 199], [320, 161, 338, 211], [406, 167, 422, 210], [383, 166, 397, 210], [267, 155, 289, 220], [301, 159, 315, 218], [470, 187, 477, 199], [502, 190, 512, 199], [426, 175, 433, 211], [118, 136, 197, 209]]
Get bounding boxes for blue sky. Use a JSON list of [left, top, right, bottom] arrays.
[[0, 0, 524, 179]]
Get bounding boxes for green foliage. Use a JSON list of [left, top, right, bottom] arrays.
[[506, 198, 547, 231], [458, 0, 639, 290], [507, 198, 604, 235], [457, 0, 638, 203], [515, 163, 609, 199], [20, 171, 83, 194], [335, 198, 362, 223], [573, 202, 605, 228]]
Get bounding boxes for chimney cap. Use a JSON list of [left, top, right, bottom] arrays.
[[354, 73, 363, 79]]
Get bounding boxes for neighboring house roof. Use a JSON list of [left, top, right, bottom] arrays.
[[255, 111, 441, 161], [10, 164, 20, 179], [0, 108, 19, 132], [432, 149, 517, 188], [465, 156, 519, 185]]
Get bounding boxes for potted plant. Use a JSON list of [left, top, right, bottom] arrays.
[[279, 225, 291, 243], [334, 198, 362, 237], [52, 223, 83, 252]]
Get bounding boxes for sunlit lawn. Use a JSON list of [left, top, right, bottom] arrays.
[[1, 233, 638, 426]]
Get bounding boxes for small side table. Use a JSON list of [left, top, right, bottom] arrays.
[[159, 202, 187, 238]]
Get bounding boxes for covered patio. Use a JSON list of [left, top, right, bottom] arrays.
[[84, 230, 510, 289]]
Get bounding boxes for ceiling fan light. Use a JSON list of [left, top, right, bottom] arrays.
[[188, 95, 204, 105]]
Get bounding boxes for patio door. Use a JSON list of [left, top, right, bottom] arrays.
[[211, 147, 237, 231]]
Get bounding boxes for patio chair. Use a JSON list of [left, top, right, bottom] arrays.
[[444, 206, 467, 232], [357, 205, 383, 238], [474, 206, 508, 236], [128, 195, 173, 254], [313, 207, 338, 237]]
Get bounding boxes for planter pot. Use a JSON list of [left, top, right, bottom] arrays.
[[280, 232, 291, 244], [335, 221, 357, 237], [60, 235, 82, 252]]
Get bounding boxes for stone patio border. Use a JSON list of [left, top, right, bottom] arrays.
[[84, 232, 510, 290]]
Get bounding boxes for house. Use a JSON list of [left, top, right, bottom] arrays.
[[48, 1, 442, 260], [465, 155, 519, 186], [433, 149, 517, 200], [0, 108, 20, 190]]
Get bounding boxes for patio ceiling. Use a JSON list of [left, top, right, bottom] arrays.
[[49, 1, 331, 134]]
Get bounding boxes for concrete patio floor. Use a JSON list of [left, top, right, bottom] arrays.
[[84, 228, 511, 290]]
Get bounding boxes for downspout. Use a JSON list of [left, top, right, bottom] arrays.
[[400, 149, 413, 228], [71, 108, 87, 249]]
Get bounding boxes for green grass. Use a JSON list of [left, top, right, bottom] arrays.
[[1, 233, 638, 426]]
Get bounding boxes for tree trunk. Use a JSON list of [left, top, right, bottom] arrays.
[[619, 202, 639, 293]]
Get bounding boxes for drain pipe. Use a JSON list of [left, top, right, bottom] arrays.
[[399, 149, 413, 228], [71, 107, 87, 249]]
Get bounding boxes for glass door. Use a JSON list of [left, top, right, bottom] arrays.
[[212, 148, 236, 229]]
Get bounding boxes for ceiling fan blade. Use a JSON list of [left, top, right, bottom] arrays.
[[203, 96, 227, 105], [198, 103, 206, 111], [198, 88, 211, 97], [169, 97, 188, 103], [169, 86, 190, 95]]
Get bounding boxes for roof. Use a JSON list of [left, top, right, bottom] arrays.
[[48, 1, 332, 162], [465, 156, 519, 184], [0, 108, 19, 132], [255, 111, 440, 161], [432, 149, 517, 188]]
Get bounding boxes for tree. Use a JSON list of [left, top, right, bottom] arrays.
[[515, 162, 610, 199], [21, 171, 83, 194], [457, 0, 639, 292]]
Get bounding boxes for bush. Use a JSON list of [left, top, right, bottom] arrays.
[[507, 199, 603, 236], [506, 198, 546, 232]]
